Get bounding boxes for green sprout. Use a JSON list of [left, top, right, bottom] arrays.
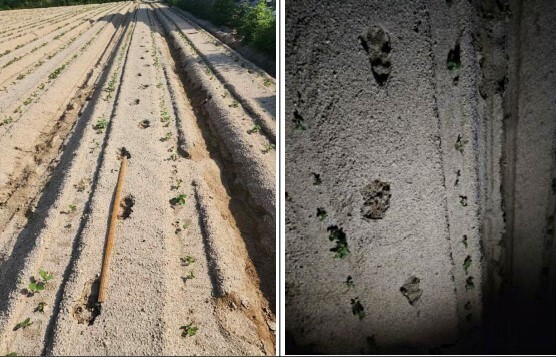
[[35, 302, 46, 313], [230, 100, 239, 108], [68, 204, 77, 213], [28, 282, 45, 294], [6, 352, 17, 356], [93, 117, 108, 132], [161, 132, 172, 142], [351, 298, 365, 320], [465, 276, 474, 291], [328, 225, 350, 259], [179, 324, 198, 337], [39, 269, 53, 283], [187, 271, 195, 279], [455, 135, 468, 154], [181, 256, 195, 266], [345, 275, 354, 290], [2, 117, 13, 125], [14, 318, 32, 331], [171, 193, 187, 206], [316, 208, 327, 221], [247, 124, 261, 134], [463, 256, 472, 275], [263, 78, 272, 87], [262, 143, 275, 154]]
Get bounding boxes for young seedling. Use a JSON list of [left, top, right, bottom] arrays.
[[345, 275, 355, 290], [293, 110, 306, 130], [462, 235, 468, 248], [263, 78, 272, 87], [351, 298, 365, 320], [161, 132, 172, 142], [171, 193, 187, 206], [465, 276, 474, 291], [93, 117, 108, 133], [247, 123, 261, 134], [230, 100, 239, 108], [35, 302, 46, 313], [186, 271, 195, 280], [14, 318, 32, 331], [181, 256, 195, 266], [39, 269, 53, 283], [179, 324, 198, 337], [2, 117, 13, 125], [327, 225, 350, 259], [168, 152, 179, 161], [5, 352, 17, 356], [312, 173, 322, 185], [463, 256, 472, 275], [27, 282, 45, 295], [262, 143, 275, 154], [455, 135, 468, 154], [17, 74, 25, 80], [174, 179, 183, 190], [316, 208, 327, 221], [68, 204, 77, 213]]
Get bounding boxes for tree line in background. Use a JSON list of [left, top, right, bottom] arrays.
[[0, 0, 124, 10], [168, 0, 275, 57]]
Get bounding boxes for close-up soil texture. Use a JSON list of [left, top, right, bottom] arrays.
[[285, 0, 556, 354], [0, 1, 276, 355]]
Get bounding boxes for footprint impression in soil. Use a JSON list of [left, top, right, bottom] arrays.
[[359, 26, 392, 86]]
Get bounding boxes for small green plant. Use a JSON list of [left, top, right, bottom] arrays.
[[455, 135, 468, 154], [351, 298, 365, 319], [465, 276, 474, 291], [230, 100, 239, 108], [2, 117, 13, 125], [68, 204, 77, 213], [262, 143, 275, 154], [345, 275, 354, 290], [16, 74, 25, 80], [39, 268, 53, 283], [183, 222, 190, 230], [187, 271, 195, 279], [93, 117, 108, 132], [181, 256, 196, 266], [316, 208, 327, 221], [28, 282, 45, 294], [14, 318, 32, 331], [247, 123, 261, 134], [263, 78, 272, 87], [293, 110, 306, 130], [35, 302, 46, 313], [168, 152, 178, 161], [179, 324, 198, 337], [23, 97, 32, 105], [49, 64, 66, 80], [327, 225, 349, 259], [171, 193, 187, 206], [312, 173, 322, 185], [173, 179, 183, 190], [463, 256, 472, 275], [161, 132, 172, 142], [5, 352, 17, 356], [156, 81, 163, 88], [161, 110, 171, 123]]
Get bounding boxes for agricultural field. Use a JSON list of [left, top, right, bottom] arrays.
[[0, 1, 276, 355]]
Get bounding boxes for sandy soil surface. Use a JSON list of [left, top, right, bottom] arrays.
[[0, 2, 275, 356]]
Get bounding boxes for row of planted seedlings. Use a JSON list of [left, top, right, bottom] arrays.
[[147, 10, 198, 338], [0, 11, 125, 134], [0, 2, 126, 83], [154, 5, 275, 155]]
